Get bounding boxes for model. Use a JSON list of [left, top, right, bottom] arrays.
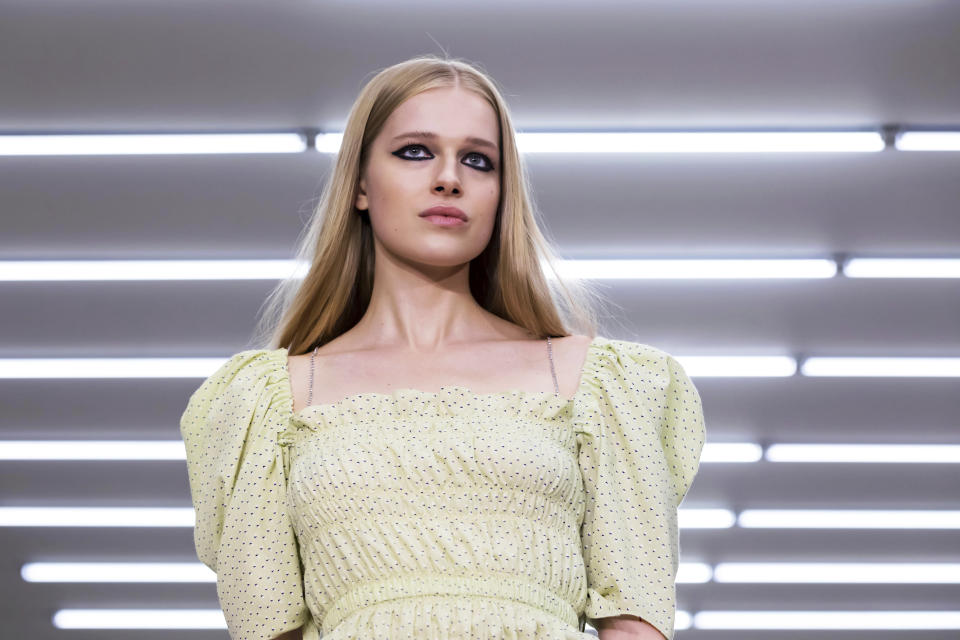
[[180, 54, 706, 640]]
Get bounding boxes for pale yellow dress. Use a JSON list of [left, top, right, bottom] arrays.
[[179, 336, 705, 640]]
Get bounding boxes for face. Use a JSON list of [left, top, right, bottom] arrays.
[[355, 86, 501, 270]]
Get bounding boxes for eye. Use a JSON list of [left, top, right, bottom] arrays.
[[395, 144, 431, 160], [464, 151, 495, 171], [393, 144, 495, 172]]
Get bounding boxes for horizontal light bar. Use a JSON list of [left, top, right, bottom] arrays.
[[515, 131, 885, 153], [766, 444, 960, 463], [895, 131, 960, 151], [555, 258, 837, 279], [0, 259, 306, 281], [0, 440, 748, 462], [21, 560, 709, 584], [739, 509, 960, 529], [51, 607, 960, 631], [0, 441, 186, 460], [0, 130, 891, 156], [679, 356, 797, 377], [9, 507, 958, 529], [6, 440, 956, 464], [0, 355, 792, 379], [7, 258, 960, 281], [323, 131, 885, 153], [26, 560, 960, 585], [54, 609, 227, 630], [0, 506, 725, 528], [52, 608, 693, 631], [677, 562, 713, 584], [713, 562, 960, 583], [844, 258, 960, 278], [679, 509, 737, 529], [23, 562, 214, 583], [700, 443, 763, 463], [7, 355, 957, 379], [315, 132, 343, 153], [0, 507, 194, 527], [0, 133, 306, 155], [0, 357, 226, 379], [0, 258, 837, 281], [802, 357, 960, 377], [693, 610, 960, 631]]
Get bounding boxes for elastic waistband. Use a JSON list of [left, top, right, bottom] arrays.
[[321, 572, 579, 632]]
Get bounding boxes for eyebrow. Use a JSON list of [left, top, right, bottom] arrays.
[[391, 130, 499, 153]]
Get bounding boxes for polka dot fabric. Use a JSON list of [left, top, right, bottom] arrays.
[[179, 336, 705, 640]]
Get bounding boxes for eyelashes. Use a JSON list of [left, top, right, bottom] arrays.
[[392, 144, 496, 172]]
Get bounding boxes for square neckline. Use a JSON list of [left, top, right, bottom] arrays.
[[280, 335, 604, 420]]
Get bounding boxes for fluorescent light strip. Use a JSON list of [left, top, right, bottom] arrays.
[[4, 440, 749, 462], [713, 562, 960, 583], [802, 357, 960, 377], [700, 443, 763, 463], [18, 560, 707, 584], [7, 258, 960, 281], [0, 507, 195, 527], [54, 609, 228, 630], [24, 560, 709, 584], [6, 507, 957, 528], [25, 560, 960, 584], [0, 133, 306, 155], [513, 131, 885, 153], [844, 258, 960, 278], [3, 354, 956, 381], [555, 258, 837, 279], [766, 444, 960, 463], [322, 132, 886, 154], [895, 131, 960, 151], [0, 259, 837, 281], [739, 509, 960, 529], [7, 354, 960, 380], [680, 509, 737, 529], [48, 607, 960, 631], [0, 130, 892, 156], [23, 562, 215, 583], [2, 129, 955, 157], [0, 355, 791, 379], [52, 609, 694, 631], [693, 611, 960, 631], [0, 441, 187, 460], [0, 357, 227, 379], [680, 356, 797, 377], [0, 506, 726, 527], [0, 259, 306, 281], [5, 441, 954, 464]]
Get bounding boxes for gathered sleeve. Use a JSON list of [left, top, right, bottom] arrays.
[[179, 348, 310, 640], [574, 339, 706, 640]]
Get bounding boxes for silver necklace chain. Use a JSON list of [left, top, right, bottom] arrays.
[[307, 336, 559, 407]]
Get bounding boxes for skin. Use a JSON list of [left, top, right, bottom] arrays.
[[282, 86, 658, 640], [288, 85, 594, 401]]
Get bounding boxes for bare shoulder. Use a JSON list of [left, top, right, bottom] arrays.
[[553, 333, 593, 355]]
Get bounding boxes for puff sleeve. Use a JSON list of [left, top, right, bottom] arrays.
[[179, 349, 310, 640], [575, 340, 706, 640]]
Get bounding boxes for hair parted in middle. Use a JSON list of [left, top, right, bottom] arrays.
[[250, 54, 616, 354]]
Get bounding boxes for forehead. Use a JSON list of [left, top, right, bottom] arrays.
[[382, 87, 499, 146]]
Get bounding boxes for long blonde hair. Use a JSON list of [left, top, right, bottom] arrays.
[[249, 54, 614, 355]]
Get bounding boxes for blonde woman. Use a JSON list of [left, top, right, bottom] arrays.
[[180, 55, 705, 640]]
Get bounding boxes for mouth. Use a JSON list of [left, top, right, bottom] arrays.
[[419, 205, 468, 222]]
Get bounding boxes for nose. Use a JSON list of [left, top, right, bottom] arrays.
[[433, 157, 462, 194]]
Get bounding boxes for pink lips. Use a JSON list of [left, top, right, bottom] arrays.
[[419, 205, 467, 221]]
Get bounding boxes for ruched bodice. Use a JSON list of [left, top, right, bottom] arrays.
[[180, 336, 706, 640]]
